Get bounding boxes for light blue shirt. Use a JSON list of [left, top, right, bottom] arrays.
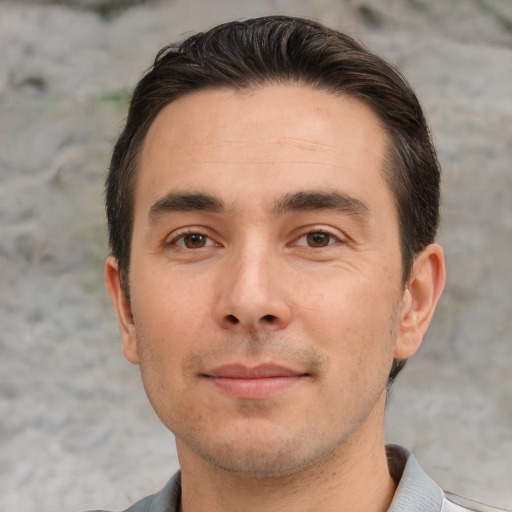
[[86, 445, 508, 512]]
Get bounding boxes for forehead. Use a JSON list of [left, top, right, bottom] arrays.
[[136, 85, 390, 213]]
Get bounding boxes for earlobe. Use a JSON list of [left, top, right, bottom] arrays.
[[394, 243, 446, 360], [105, 256, 139, 365]]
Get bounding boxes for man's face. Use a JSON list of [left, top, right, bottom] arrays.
[[112, 85, 415, 476]]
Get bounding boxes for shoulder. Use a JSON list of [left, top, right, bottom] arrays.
[[387, 445, 509, 512], [442, 492, 511, 512], [83, 471, 181, 512]]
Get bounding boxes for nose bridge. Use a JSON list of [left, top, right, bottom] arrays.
[[216, 234, 291, 330], [234, 239, 272, 298]]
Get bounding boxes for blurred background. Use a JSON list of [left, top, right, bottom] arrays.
[[0, 0, 511, 510]]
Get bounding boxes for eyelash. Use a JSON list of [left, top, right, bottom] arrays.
[[293, 230, 341, 248], [167, 228, 341, 250], [168, 229, 217, 249]]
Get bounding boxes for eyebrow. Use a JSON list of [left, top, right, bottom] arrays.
[[148, 189, 371, 222], [271, 191, 371, 217], [148, 192, 224, 222]]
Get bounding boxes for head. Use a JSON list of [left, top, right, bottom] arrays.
[[105, 16, 445, 478], [106, 16, 441, 387]]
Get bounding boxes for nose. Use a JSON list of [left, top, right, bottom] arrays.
[[215, 246, 292, 332]]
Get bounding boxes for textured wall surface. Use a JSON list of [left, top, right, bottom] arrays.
[[0, 1, 511, 510]]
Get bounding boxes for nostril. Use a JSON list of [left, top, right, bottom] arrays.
[[227, 314, 239, 324], [262, 314, 277, 323]]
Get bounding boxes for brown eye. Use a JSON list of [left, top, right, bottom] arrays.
[[171, 232, 214, 249], [182, 233, 208, 248], [306, 232, 332, 247]]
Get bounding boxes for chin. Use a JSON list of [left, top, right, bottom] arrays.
[[186, 426, 342, 478], [202, 450, 316, 478]]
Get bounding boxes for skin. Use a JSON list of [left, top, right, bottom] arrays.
[[106, 85, 445, 512]]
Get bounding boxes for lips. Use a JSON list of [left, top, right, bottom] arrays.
[[207, 364, 304, 379], [203, 364, 307, 399]]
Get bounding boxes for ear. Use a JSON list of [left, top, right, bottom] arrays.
[[105, 256, 139, 365], [394, 243, 446, 360]]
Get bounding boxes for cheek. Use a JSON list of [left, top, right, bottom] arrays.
[[129, 270, 215, 389], [132, 264, 213, 334], [297, 274, 399, 371]]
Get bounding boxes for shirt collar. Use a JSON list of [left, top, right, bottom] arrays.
[[387, 444, 444, 512]]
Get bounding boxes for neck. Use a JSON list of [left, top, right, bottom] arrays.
[[178, 399, 396, 512]]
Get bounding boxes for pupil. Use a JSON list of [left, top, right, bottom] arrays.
[[308, 232, 329, 247], [185, 234, 206, 248]]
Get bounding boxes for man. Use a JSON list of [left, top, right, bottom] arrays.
[[95, 15, 497, 512]]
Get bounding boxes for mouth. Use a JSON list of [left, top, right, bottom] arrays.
[[202, 364, 309, 400]]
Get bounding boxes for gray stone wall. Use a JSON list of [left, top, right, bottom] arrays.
[[0, 1, 511, 510]]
